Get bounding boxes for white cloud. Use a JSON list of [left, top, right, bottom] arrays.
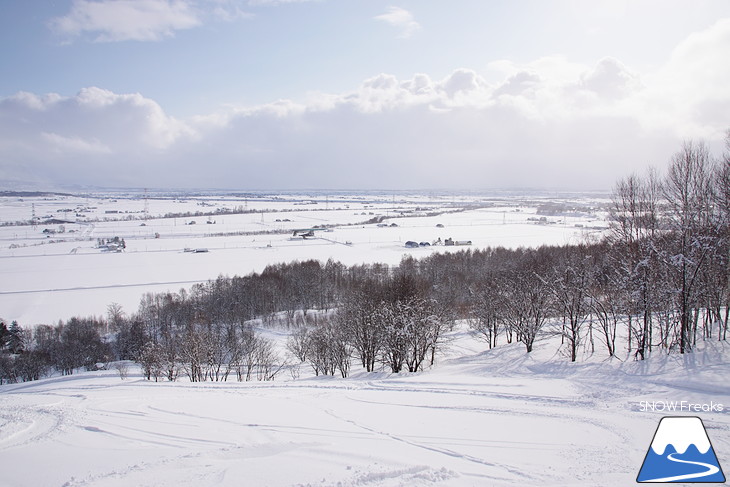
[[401, 73, 434, 96], [439, 69, 489, 100], [374, 6, 421, 39], [0, 88, 193, 186], [578, 57, 642, 100], [487, 56, 586, 88], [50, 0, 201, 42], [210, 0, 252, 21], [642, 18, 730, 139], [0, 87, 191, 161], [1, 91, 63, 111], [493, 72, 541, 98], [4, 19, 730, 190], [42, 132, 112, 155]]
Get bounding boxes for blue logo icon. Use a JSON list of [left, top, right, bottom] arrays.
[[637, 416, 726, 483]]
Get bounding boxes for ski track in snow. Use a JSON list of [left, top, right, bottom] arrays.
[[0, 393, 80, 452], [1, 334, 729, 486], [322, 406, 531, 483]]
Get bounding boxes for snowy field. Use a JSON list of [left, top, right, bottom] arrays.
[[2, 191, 729, 487], [0, 190, 608, 325], [1, 326, 728, 487]]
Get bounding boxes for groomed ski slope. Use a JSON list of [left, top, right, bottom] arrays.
[[1, 326, 728, 487]]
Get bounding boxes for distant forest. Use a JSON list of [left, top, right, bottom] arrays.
[[1, 138, 728, 384]]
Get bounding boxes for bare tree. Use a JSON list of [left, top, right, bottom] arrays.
[[113, 361, 130, 380], [608, 169, 661, 358], [498, 250, 553, 354], [587, 245, 625, 357], [338, 287, 383, 372], [662, 140, 716, 353], [106, 302, 125, 334], [286, 325, 310, 363], [469, 278, 501, 350], [254, 336, 283, 381], [54, 318, 111, 375], [304, 317, 352, 377], [709, 131, 730, 340], [550, 246, 592, 361], [179, 323, 210, 382], [138, 342, 165, 381]]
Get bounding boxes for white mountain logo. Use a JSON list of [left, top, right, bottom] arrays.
[[637, 416, 726, 483]]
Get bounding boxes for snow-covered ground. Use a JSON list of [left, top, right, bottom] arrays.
[[2, 191, 727, 486], [0, 191, 608, 325], [1, 326, 728, 487]]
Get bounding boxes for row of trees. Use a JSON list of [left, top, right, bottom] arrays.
[[288, 274, 453, 377], [113, 287, 285, 383], [608, 140, 729, 356], [435, 138, 728, 361], [0, 317, 111, 384], [1, 138, 727, 384]]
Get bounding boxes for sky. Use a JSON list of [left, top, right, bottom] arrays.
[[0, 0, 728, 191]]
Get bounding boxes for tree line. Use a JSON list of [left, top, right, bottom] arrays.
[[0, 138, 728, 384]]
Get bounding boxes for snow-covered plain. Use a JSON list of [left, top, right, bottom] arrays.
[[0, 191, 608, 325], [1, 326, 728, 487]]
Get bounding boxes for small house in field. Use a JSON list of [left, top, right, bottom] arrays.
[[444, 238, 471, 246]]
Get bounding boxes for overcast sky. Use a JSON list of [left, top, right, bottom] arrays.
[[1, 0, 728, 191]]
